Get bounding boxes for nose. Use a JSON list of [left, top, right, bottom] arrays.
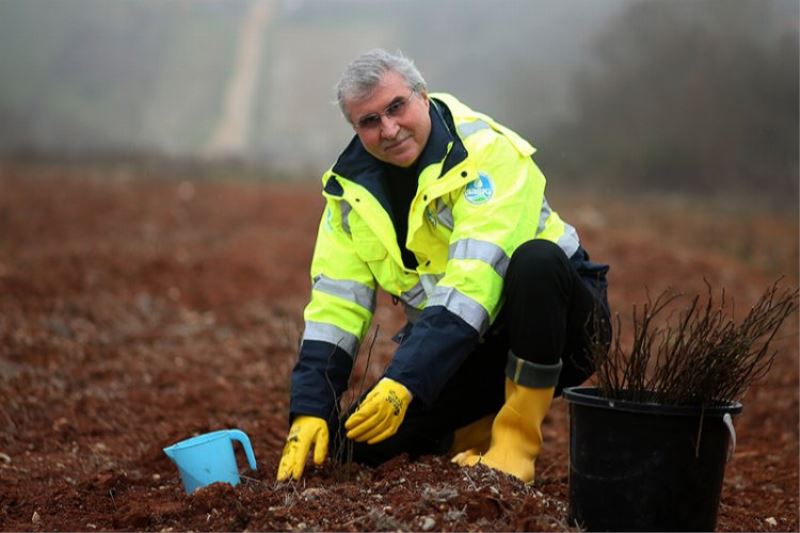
[[379, 115, 400, 139]]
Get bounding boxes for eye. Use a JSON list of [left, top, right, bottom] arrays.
[[358, 114, 381, 129], [386, 98, 407, 117]]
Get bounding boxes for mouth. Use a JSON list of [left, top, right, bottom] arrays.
[[384, 136, 411, 151]]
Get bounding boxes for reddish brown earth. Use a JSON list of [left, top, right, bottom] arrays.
[[1, 162, 797, 532]]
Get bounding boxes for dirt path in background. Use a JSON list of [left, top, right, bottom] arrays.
[[204, 0, 274, 157], [0, 164, 797, 531]]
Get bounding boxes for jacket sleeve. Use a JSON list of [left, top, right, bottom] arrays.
[[385, 134, 548, 406], [290, 198, 377, 420]]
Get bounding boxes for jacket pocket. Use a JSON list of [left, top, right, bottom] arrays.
[[355, 237, 387, 262], [349, 213, 388, 263]]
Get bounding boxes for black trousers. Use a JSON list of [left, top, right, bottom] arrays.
[[331, 239, 611, 466]]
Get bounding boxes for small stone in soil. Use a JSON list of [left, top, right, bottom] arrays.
[[301, 487, 327, 501]]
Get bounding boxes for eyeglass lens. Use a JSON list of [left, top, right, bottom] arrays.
[[357, 93, 413, 130]]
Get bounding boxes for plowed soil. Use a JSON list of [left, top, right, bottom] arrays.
[[1, 162, 797, 531]]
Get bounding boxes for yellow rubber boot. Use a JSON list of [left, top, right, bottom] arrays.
[[448, 414, 494, 455], [456, 378, 554, 483]]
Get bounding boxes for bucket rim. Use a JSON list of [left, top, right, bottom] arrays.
[[563, 386, 743, 416]]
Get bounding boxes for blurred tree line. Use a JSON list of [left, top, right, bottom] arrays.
[[537, 0, 798, 207]]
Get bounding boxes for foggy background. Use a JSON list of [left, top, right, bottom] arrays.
[[0, 0, 797, 206]]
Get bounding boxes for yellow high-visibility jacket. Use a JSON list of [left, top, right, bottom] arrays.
[[290, 93, 580, 419]]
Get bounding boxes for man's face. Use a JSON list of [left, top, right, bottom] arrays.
[[345, 70, 432, 168]]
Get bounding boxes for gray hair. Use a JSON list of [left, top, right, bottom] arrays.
[[335, 48, 427, 122]]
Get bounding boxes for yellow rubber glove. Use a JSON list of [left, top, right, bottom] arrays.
[[276, 415, 328, 481], [344, 377, 412, 444]]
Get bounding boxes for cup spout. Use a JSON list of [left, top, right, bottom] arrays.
[[163, 446, 176, 461]]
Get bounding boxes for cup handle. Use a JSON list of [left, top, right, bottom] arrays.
[[227, 429, 258, 471]]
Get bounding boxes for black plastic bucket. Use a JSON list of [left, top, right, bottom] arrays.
[[564, 387, 742, 532]]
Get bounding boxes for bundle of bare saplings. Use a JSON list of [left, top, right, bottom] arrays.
[[590, 280, 799, 406], [566, 280, 798, 532]]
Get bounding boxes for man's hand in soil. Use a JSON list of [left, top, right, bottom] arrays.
[[276, 415, 328, 481], [345, 378, 412, 444]]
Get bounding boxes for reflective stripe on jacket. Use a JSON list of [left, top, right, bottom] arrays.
[[290, 93, 579, 419]]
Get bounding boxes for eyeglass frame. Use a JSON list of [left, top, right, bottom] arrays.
[[352, 88, 420, 131]]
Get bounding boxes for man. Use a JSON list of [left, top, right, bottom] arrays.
[[276, 49, 610, 484]]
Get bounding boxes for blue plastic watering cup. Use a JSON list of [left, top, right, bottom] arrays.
[[163, 429, 257, 494]]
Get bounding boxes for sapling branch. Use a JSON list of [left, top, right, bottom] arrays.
[[326, 323, 381, 480], [592, 280, 798, 406]]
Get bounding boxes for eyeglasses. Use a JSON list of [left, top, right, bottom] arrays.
[[354, 90, 417, 131]]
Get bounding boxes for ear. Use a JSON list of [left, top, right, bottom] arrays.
[[342, 100, 356, 130], [419, 90, 430, 110]]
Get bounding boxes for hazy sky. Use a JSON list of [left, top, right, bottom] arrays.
[[0, 0, 795, 181], [0, 0, 630, 166]]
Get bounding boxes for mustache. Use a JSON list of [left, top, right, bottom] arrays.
[[381, 132, 412, 149]]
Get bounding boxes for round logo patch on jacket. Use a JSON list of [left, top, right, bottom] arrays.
[[464, 172, 494, 204]]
